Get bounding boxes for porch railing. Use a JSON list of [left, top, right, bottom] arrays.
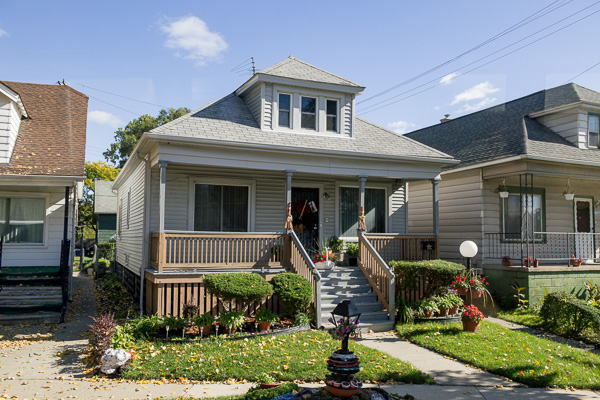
[[150, 231, 287, 272], [364, 233, 439, 262], [358, 231, 395, 319], [485, 232, 600, 265], [289, 230, 322, 327]]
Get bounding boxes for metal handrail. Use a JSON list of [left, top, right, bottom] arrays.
[[289, 230, 322, 327], [358, 231, 395, 320]]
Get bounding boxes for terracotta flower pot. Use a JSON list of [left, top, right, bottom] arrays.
[[258, 321, 271, 332], [471, 290, 483, 298], [462, 320, 480, 332], [457, 288, 468, 295], [438, 307, 448, 317], [201, 325, 212, 336], [223, 327, 237, 334], [448, 306, 458, 315], [423, 311, 433, 318], [571, 260, 581, 267], [502, 261, 514, 266]]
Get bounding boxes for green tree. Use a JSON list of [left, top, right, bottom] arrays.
[[103, 108, 190, 168], [79, 161, 120, 238]]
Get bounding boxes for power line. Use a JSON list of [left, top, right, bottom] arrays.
[[359, 4, 600, 116], [67, 80, 170, 109], [358, 0, 573, 105], [230, 57, 252, 72], [86, 94, 141, 117], [564, 59, 600, 83]]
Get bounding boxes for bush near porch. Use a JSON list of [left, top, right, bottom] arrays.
[[389, 260, 465, 301]]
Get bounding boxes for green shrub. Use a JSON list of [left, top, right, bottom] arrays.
[[218, 311, 246, 330], [112, 323, 136, 349], [245, 383, 298, 400], [346, 242, 359, 257], [327, 236, 345, 252], [540, 292, 600, 336], [389, 259, 464, 299], [255, 308, 278, 323], [270, 273, 313, 314], [203, 273, 274, 310]]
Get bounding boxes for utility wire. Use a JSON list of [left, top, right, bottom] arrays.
[[359, 5, 600, 116], [230, 57, 252, 72], [67, 80, 170, 109], [86, 94, 141, 117], [358, 0, 573, 105], [564, 59, 600, 83]]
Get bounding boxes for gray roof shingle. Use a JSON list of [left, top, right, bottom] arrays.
[[406, 83, 600, 168]]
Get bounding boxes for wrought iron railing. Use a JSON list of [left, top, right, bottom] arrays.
[[59, 239, 70, 323]]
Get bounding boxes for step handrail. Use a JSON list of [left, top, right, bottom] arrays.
[[289, 230, 322, 328]]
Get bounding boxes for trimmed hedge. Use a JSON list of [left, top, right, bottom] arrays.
[[245, 383, 299, 400], [203, 273, 274, 309], [271, 273, 312, 314], [540, 292, 600, 336], [389, 259, 464, 299]]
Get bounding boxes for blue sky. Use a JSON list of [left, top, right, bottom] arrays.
[[2, 1, 599, 162]]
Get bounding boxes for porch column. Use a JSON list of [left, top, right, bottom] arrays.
[[432, 177, 440, 236], [158, 160, 169, 233], [285, 170, 294, 230], [358, 176, 367, 231]]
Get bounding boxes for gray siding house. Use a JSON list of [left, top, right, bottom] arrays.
[[406, 83, 600, 304], [94, 180, 117, 243], [113, 57, 455, 328]]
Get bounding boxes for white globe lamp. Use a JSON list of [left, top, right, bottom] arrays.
[[459, 240, 478, 270]]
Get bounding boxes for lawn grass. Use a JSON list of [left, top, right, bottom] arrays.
[[122, 331, 433, 384], [397, 320, 600, 389], [496, 309, 544, 329]]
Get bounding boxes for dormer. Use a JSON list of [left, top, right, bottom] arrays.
[[235, 56, 364, 137], [0, 82, 28, 164]]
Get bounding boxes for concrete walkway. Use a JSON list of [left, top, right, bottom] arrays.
[[1, 275, 600, 399]]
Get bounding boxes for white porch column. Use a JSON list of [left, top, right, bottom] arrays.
[[358, 176, 367, 231], [432, 176, 440, 236], [285, 170, 294, 230], [158, 160, 169, 233]]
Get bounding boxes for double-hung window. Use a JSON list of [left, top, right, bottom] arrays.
[[0, 197, 45, 244], [589, 114, 599, 149], [339, 187, 386, 237], [194, 184, 249, 232], [326, 99, 338, 132], [278, 94, 291, 128], [502, 189, 544, 240], [301, 96, 317, 130]]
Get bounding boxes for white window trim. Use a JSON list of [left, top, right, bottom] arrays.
[[0, 191, 50, 248], [187, 177, 256, 232], [588, 113, 599, 149], [334, 181, 391, 240]]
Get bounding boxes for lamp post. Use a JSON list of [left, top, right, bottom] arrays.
[[459, 240, 478, 270]]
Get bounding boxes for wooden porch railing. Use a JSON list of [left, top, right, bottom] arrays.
[[364, 233, 439, 262], [358, 231, 394, 319], [289, 230, 322, 327], [150, 231, 287, 272]]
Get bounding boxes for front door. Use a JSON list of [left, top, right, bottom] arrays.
[[291, 188, 320, 254], [574, 198, 595, 263]]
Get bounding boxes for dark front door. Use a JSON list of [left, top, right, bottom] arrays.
[[291, 188, 319, 254]]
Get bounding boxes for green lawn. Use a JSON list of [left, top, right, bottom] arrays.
[[122, 331, 433, 385], [496, 309, 544, 329], [397, 320, 600, 389]]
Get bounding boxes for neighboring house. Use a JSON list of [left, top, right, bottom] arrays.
[[406, 83, 600, 304], [0, 81, 87, 324], [113, 56, 455, 329], [94, 180, 117, 243]]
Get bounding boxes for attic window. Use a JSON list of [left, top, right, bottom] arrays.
[[589, 114, 599, 149], [301, 96, 316, 130], [326, 99, 338, 132], [278, 94, 291, 128]]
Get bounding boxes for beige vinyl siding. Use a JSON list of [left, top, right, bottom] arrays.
[[263, 83, 273, 129], [538, 109, 588, 148], [0, 187, 73, 267], [242, 83, 262, 128], [116, 157, 146, 276]]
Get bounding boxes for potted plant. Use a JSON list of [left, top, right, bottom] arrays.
[[452, 275, 470, 295], [469, 275, 489, 298], [446, 294, 464, 315], [313, 252, 335, 270], [419, 299, 439, 318], [327, 236, 345, 263], [162, 314, 186, 338], [570, 255, 583, 267], [193, 312, 214, 336], [501, 256, 513, 266], [255, 308, 278, 332], [218, 311, 245, 334], [435, 295, 452, 317], [346, 242, 359, 267], [563, 179, 574, 201], [523, 257, 533, 267], [461, 304, 485, 332], [497, 180, 509, 198], [256, 372, 280, 389]]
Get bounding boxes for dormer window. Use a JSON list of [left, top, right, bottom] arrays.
[[301, 96, 317, 130], [326, 99, 338, 132], [589, 114, 599, 149], [278, 94, 291, 128]]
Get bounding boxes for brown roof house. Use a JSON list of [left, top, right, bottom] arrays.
[[0, 81, 88, 324]]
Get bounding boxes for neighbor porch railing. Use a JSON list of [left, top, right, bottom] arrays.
[[485, 232, 600, 265], [288, 230, 322, 327], [364, 233, 439, 261], [358, 231, 395, 319]]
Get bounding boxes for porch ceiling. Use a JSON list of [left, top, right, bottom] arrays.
[[481, 158, 600, 181]]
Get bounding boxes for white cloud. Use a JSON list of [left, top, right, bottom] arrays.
[[88, 111, 122, 129], [0, 28, 8, 37], [440, 73, 458, 85], [160, 16, 227, 66], [457, 97, 497, 114], [451, 81, 499, 105], [388, 120, 417, 135]]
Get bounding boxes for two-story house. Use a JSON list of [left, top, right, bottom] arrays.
[[112, 56, 455, 328]]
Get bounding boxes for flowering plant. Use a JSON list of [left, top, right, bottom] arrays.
[[313, 254, 328, 263], [501, 255, 511, 263], [524, 257, 533, 263], [452, 273, 489, 291], [461, 305, 485, 323], [570, 254, 583, 263], [328, 317, 360, 340]]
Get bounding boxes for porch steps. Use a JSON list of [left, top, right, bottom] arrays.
[[0, 311, 61, 325], [319, 266, 394, 332]]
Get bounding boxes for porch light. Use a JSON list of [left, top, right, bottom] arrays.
[[563, 178, 574, 201], [459, 240, 478, 270], [498, 178, 509, 198], [330, 300, 361, 353]]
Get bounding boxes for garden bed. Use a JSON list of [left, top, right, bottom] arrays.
[[154, 323, 311, 342]]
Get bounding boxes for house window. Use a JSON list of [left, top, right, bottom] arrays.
[[194, 184, 249, 232], [326, 99, 338, 132], [502, 190, 544, 240], [0, 197, 45, 244], [278, 94, 291, 128], [301, 96, 317, 130], [589, 114, 599, 149], [339, 187, 386, 238]]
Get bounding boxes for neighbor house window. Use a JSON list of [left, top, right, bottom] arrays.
[[0, 197, 45, 244], [502, 190, 544, 240], [194, 184, 249, 232], [589, 114, 599, 149], [326, 99, 338, 132], [278, 94, 291, 128], [301, 96, 317, 130], [339, 187, 386, 237]]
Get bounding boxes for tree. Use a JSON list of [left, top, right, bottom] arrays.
[[103, 108, 190, 168], [79, 161, 120, 238]]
